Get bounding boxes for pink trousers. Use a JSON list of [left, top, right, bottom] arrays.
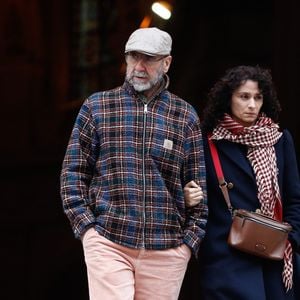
[[82, 227, 191, 300]]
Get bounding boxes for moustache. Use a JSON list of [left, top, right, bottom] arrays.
[[132, 71, 148, 78]]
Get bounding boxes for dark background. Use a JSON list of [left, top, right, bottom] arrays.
[[1, 0, 299, 299]]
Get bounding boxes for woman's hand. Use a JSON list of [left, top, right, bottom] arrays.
[[184, 180, 203, 207]]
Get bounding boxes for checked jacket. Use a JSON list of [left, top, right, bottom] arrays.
[[60, 80, 208, 255]]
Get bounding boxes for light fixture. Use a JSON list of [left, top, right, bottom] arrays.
[[151, 1, 172, 20]]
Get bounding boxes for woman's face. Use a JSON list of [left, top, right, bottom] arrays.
[[230, 80, 263, 127]]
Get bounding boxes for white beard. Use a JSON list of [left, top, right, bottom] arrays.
[[126, 70, 163, 92], [131, 80, 151, 92]]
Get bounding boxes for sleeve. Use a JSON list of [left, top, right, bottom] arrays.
[[60, 99, 98, 239], [182, 111, 208, 257], [282, 129, 300, 252]]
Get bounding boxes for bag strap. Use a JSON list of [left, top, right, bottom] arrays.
[[208, 136, 233, 215]]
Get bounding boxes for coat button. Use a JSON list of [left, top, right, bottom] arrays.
[[227, 182, 234, 189]]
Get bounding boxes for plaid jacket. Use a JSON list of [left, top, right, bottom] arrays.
[[60, 80, 208, 255]]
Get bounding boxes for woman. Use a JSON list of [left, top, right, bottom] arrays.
[[184, 65, 300, 299]]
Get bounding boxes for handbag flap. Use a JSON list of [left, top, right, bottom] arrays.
[[234, 209, 292, 232]]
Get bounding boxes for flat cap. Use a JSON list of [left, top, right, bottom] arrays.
[[125, 27, 172, 56]]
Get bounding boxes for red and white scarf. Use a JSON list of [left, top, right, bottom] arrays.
[[211, 113, 293, 290]]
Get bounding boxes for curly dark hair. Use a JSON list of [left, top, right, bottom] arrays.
[[201, 65, 281, 133]]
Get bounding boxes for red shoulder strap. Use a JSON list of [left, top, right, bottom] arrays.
[[208, 136, 233, 213]]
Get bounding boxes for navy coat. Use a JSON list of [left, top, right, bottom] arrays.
[[198, 129, 300, 300]]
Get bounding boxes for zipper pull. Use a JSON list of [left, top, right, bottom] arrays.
[[144, 103, 148, 113]]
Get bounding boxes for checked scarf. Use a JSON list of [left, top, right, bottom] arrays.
[[211, 113, 293, 291]]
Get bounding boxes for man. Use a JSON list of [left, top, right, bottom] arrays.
[[60, 27, 207, 300]]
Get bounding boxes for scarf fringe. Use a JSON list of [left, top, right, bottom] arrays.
[[283, 242, 293, 292]]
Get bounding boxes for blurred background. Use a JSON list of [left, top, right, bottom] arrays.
[[1, 0, 300, 299]]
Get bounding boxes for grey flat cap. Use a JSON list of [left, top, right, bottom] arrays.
[[125, 27, 172, 56]]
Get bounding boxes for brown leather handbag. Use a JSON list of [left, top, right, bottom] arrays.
[[228, 208, 292, 260], [208, 138, 292, 260]]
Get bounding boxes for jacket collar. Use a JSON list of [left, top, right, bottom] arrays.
[[123, 74, 169, 103]]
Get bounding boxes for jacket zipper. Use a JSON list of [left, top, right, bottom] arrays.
[[141, 102, 148, 248]]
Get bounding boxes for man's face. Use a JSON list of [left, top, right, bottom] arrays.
[[125, 51, 172, 93]]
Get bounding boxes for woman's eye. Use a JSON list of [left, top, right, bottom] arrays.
[[240, 94, 249, 100]]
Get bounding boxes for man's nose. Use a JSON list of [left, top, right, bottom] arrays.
[[134, 59, 147, 69]]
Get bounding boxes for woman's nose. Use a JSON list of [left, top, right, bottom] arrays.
[[248, 98, 256, 107]]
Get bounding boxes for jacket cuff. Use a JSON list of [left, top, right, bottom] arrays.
[[72, 212, 95, 239], [183, 228, 203, 258]]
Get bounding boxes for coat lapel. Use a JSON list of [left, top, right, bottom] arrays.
[[216, 140, 256, 181]]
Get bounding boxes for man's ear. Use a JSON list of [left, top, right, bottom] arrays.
[[163, 55, 172, 73]]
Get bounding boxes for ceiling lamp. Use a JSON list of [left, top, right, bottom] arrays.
[[151, 1, 172, 20]]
